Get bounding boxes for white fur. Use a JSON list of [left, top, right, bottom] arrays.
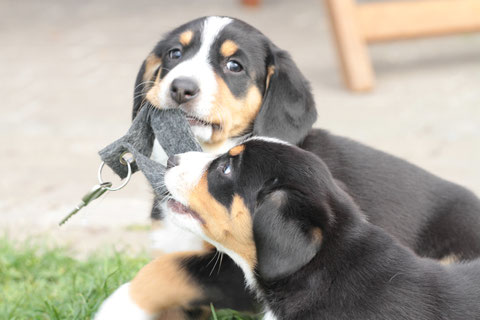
[[246, 136, 291, 145], [157, 16, 232, 143], [190, 125, 214, 143], [161, 201, 206, 242], [150, 215, 205, 253], [164, 151, 216, 205], [94, 283, 154, 320], [263, 310, 279, 320], [202, 135, 246, 154]]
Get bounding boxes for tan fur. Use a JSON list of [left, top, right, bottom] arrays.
[[144, 62, 263, 145], [179, 30, 194, 46], [188, 175, 257, 269], [130, 252, 205, 314], [143, 54, 162, 82], [311, 227, 323, 245], [439, 254, 459, 265], [229, 144, 245, 157], [266, 65, 275, 89], [220, 40, 238, 57], [145, 71, 163, 107], [206, 76, 263, 146]]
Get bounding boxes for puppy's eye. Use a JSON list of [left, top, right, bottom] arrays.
[[226, 60, 243, 73], [169, 49, 182, 60], [223, 163, 231, 175]]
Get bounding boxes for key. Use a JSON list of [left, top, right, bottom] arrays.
[[59, 182, 112, 226]]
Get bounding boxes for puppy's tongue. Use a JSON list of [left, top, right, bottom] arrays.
[[167, 199, 205, 223], [187, 118, 207, 127]]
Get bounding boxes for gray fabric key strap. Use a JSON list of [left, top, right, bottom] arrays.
[[98, 106, 202, 196]]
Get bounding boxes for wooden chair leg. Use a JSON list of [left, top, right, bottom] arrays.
[[324, 0, 375, 92]]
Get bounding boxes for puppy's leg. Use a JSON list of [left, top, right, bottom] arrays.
[[95, 250, 257, 320], [416, 189, 480, 260]]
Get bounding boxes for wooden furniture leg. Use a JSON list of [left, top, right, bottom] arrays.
[[324, 0, 375, 92]]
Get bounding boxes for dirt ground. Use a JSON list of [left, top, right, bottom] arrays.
[[1, 0, 479, 255]]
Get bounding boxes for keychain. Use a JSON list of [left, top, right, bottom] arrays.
[[59, 107, 201, 226], [59, 153, 134, 226]]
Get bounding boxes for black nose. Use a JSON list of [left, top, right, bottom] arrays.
[[170, 77, 199, 104], [167, 155, 180, 169]]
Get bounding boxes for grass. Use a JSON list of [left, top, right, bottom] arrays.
[[0, 238, 258, 320]]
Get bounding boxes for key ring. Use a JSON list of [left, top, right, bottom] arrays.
[[97, 152, 134, 191]]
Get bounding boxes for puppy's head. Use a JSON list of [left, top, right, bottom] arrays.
[[133, 16, 316, 151], [163, 138, 345, 285]]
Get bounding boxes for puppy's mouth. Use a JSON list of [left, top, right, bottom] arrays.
[[186, 115, 221, 131], [167, 199, 205, 224]]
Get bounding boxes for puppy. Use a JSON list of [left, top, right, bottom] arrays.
[[96, 16, 480, 319], [162, 138, 480, 320], [133, 15, 316, 254]]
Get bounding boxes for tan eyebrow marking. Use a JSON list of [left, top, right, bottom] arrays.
[[229, 144, 245, 157], [220, 40, 238, 57], [179, 30, 194, 46]]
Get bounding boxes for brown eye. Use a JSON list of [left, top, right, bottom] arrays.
[[226, 60, 243, 73], [169, 49, 182, 60]]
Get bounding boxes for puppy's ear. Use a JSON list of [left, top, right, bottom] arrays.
[[253, 44, 317, 144], [253, 181, 322, 280], [132, 53, 162, 120]]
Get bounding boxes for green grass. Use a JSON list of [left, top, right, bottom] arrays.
[[0, 238, 258, 320]]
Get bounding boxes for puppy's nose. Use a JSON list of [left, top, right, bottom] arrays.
[[167, 155, 180, 169], [170, 77, 199, 104]]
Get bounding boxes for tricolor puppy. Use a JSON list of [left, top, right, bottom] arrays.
[[133, 15, 316, 254], [163, 138, 480, 320], [133, 16, 315, 155], [97, 16, 480, 320]]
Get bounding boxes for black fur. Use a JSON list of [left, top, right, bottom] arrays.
[[209, 140, 480, 319], [252, 44, 317, 145], [300, 129, 480, 260], [253, 188, 321, 280], [180, 249, 258, 312], [130, 16, 480, 315]]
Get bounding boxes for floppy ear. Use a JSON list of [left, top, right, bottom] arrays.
[[132, 53, 162, 120], [253, 184, 321, 280], [253, 45, 317, 145]]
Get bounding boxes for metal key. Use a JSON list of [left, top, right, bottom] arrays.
[[59, 182, 112, 226]]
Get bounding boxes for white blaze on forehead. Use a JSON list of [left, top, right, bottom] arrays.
[[164, 151, 217, 205], [158, 16, 232, 121]]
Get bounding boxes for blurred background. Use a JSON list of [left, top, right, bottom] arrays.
[[1, 0, 479, 255]]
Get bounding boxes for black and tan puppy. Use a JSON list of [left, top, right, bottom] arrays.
[[96, 16, 480, 319], [162, 138, 480, 320]]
